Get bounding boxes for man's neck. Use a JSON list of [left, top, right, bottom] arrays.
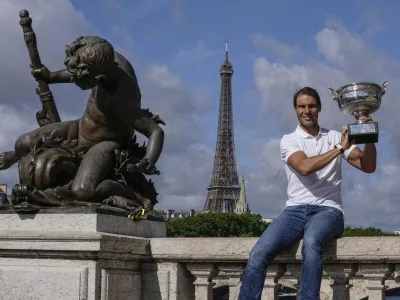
[[300, 124, 320, 137]]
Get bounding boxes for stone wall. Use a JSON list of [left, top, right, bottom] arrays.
[[149, 237, 400, 300], [0, 208, 398, 299]]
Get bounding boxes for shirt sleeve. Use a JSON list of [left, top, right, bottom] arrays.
[[343, 144, 356, 160], [333, 130, 356, 160], [280, 135, 303, 163]]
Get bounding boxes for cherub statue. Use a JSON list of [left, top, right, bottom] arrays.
[[0, 36, 165, 215]]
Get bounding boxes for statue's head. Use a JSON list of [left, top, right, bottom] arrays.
[[64, 36, 115, 90]]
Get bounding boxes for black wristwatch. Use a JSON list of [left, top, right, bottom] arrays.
[[335, 143, 344, 154]]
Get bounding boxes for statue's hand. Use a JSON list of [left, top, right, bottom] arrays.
[[0, 151, 18, 170], [31, 65, 51, 82], [127, 158, 160, 175]]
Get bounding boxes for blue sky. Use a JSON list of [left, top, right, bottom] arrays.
[[1, 0, 400, 230]]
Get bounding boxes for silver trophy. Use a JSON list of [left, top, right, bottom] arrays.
[[328, 81, 388, 144]]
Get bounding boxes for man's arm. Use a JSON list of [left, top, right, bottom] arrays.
[[287, 148, 342, 176], [346, 144, 376, 173], [281, 125, 353, 176], [346, 116, 377, 173]]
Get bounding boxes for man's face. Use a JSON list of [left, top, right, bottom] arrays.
[[294, 94, 320, 128]]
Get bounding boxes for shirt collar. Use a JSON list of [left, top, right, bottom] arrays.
[[295, 125, 328, 139]]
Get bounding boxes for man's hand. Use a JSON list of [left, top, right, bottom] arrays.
[[127, 158, 160, 175], [31, 65, 51, 82], [359, 115, 373, 122], [340, 125, 354, 150]]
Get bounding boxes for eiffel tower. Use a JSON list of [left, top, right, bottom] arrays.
[[203, 42, 241, 213]]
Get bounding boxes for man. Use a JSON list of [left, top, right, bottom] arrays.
[[238, 87, 376, 299], [0, 36, 164, 202]]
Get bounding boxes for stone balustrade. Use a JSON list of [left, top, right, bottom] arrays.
[[0, 209, 399, 300], [147, 237, 400, 300]]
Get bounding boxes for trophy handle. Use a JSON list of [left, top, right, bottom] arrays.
[[381, 81, 388, 95], [328, 87, 338, 101]]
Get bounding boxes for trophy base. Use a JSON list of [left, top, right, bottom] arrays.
[[347, 121, 379, 144]]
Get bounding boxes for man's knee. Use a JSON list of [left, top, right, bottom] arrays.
[[302, 236, 323, 255], [246, 244, 273, 270]]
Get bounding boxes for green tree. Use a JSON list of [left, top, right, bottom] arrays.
[[343, 226, 396, 237], [165, 213, 397, 238], [150, 210, 165, 218], [166, 212, 270, 237]]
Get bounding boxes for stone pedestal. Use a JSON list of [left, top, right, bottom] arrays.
[[0, 205, 165, 300]]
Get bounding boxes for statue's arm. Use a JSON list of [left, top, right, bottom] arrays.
[[115, 102, 164, 164], [48, 69, 74, 84]]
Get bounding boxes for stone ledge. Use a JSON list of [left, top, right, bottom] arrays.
[[150, 237, 400, 262], [0, 231, 151, 260], [0, 205, 166, 238]]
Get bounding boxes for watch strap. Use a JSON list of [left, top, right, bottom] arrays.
[[335, 143, 344, 154]]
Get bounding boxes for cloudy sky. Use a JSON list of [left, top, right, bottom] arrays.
[[1, 0, 400, 230]]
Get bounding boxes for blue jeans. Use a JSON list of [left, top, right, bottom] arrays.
[[238, 204, 344, 300]]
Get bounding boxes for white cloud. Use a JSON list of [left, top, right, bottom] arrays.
[[138, 64, 215, 210], [176, 41, 216, 63], [253, 57, 349, 134], [315, 28, 365, 65], [251, 33, 299, 60], [382, 164, 399, 176], [146, 65, 182, 88], [112, 26, 135, 58], [259, 138, 282, 171], [0, 0, 90, 114]]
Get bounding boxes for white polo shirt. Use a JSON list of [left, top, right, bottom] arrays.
[[280, 125, 356, 213]]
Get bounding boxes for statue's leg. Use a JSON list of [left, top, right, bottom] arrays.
[[0, 119, 79, 170], [96, 179, 147, 207], [97, 180, 154, 219], [70, 140, 120, 201], [15, 119, 79, 157]]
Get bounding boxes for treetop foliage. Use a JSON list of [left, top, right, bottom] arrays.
[[161, 211, 397, 238]]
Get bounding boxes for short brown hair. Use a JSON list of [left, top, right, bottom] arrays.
[[293, 87, 321, 109]]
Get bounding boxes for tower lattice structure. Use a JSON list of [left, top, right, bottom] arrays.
[[203, 42, 241, 213]]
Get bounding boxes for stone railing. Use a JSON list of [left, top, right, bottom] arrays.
[[1, 209, 399, 300], [147, 237, 400, 300]]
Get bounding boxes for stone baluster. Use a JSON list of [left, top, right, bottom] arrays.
[[261, 263, 286, 300], [286, 264, 301, 299], [217, 263, 245, 300], [324, 263, 357, 300], [186, 263, 218, 300], [359, 263, 394, 300]]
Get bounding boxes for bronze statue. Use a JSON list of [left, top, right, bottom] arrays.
[[0, 10, 165, 218]]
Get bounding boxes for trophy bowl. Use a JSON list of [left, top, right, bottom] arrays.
[[328, 81, 388, 144]]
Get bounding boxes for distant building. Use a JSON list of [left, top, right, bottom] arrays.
[[262, 218, 275, 223], [0, 184, 9, 205], [0, 193, 10, 205], [234, 176, 250, 214], [163, 209, 198, 220]]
